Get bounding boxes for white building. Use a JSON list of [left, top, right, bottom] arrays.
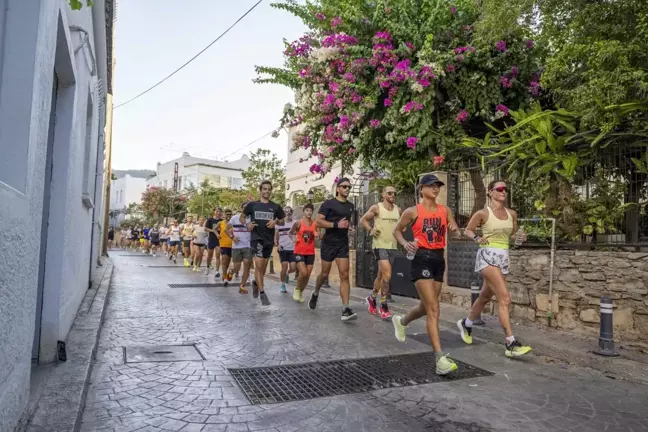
[[0, 0, 112, 429], [285, 127, 361, 206], [109, 173, 148, 225], [147, 152, 250, 191]]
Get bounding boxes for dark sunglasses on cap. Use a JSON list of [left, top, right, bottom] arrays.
[[493, 186, 508, 193], [338, 184, 351, 189]]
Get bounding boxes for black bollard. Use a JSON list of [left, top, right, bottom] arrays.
[[593, 296, 619, 357], [269, 258, 275, 275], [471, 281, 485, 326]]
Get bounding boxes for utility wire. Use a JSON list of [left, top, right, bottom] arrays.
[[219, 129, 280, 161], [114, 0, 264, 109]]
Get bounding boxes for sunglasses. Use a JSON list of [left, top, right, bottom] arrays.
[[386, 191, 397, 196], [338, 184, 351, 189], [493, 186, 508, 193]]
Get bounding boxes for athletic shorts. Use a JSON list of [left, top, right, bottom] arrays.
[[151, 240, 160, 246], [279, 250, 295, 263], [320, 241, 349, 262], [220, 247, 232, 257], [411, 249, 445, 283], [194, 243, 205, 248], [251, 239, 273, 259], [166, 238, 171, 244], [207, 237, 219, 250], [295, 254, 315, 266], [373, 248, 394, 261], [140, 239, 145, 244], [182, 239, 191, 248], [169, 240, 180, 247], [232, 248, 253, 263]]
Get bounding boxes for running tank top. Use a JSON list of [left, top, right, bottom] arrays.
[[372, 202, 399, 250], [218, 220, 233, 248], [294, 219, 316, 255], [411, 204, 448, 250], [481, 207, 513, 249], [193, 226, 208, 244]]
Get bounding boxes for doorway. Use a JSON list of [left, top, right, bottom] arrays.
[[33, 72, 58, 362]]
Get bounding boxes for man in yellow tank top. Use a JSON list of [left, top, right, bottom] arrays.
[[360, 185, 401, 320]]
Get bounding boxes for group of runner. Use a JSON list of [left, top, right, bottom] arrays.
[[115, 175, 531, 376]]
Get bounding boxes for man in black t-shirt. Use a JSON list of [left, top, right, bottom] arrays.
[[241, 180, 286, 306], [205, 207, 223, 276], [310, 178, 357, 321], [130, 227, 140, 250]]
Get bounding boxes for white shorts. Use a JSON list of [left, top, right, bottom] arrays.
[[475, 247, 510, 275]]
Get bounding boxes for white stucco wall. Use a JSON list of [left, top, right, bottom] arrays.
[[0, 0, 107, 428], [110, 174, 147, 209]]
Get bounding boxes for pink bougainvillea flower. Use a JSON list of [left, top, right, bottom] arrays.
[[331, 16, 342, 27], [384, 98, 393, 107], [418, 79, 431, 87], [343, 72, 355, 82], [370, 119, 381, 128], [433, 155, 445, 166], [406, 137, 419, 149], [511, 66, 519, 77], [526, 39, 534, 49], [495, 40, 507, 52], [455, 109, 468, 123], [457, 55, 464, 62], [499, 76, 513, 88], [315, 12, 325, 20], [335, 98, 345, 109], [348, 147, 357, 154], [388, 86, 398, 98], [496, 104, 510, 116], [395, 59, 411, 70], [405, 41, 415, 50], [450, 5, 457, 14], [446, 64, 456, 73], [529, 81, 540, 96], [403, 101, 424, 113]]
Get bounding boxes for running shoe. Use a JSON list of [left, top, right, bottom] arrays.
[[457, 319, 473, 345], [505, 340, 532, 358], [215, 272, 221, 279], [239, 285, 248, 294], [379, 303, 392, 320], [252, 280, 259, 298], [204, 267, 210, 276], [168, 254, 173, 261], [227, 271, 233, 281], [184, 258, 189, 267], [308, 292, 319, 310], [341, 308, 357, 321], [224, 280, 229, 287], [280, 284, 287, 293], [436, 355, 458, 375], [173, 256, 177, 264], [260, 292, 271, 306], [392, 315, 407, 343], [292, 289, 302, 303], [366, 295, 377, 315]]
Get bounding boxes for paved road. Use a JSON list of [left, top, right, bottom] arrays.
[[81, 253, 648, 431]]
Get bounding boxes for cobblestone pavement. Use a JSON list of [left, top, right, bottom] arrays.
[[80, 253, 648, 432]]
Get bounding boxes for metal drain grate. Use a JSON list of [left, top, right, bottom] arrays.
[[229, 351, 492, 404], [124, 344, 205, 363], [410, 329, 483, 350], [168, 283, 222, 288]]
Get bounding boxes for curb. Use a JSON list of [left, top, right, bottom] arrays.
[[25, 260, 114, 432], [266, 274, 648, 385]]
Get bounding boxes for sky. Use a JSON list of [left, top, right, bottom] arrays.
[[111, 0, 307, 170]]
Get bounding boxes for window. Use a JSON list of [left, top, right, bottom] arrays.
[[82, 92, 95, 207], [163, 180, 167, 188]]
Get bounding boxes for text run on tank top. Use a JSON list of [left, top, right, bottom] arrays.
[[294, 219, 316, 255], [372, 202, 399, 249], [412, 204, 448, 249], [481, 206, 513, 250]]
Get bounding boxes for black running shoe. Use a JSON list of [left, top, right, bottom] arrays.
[[215, 272, 221, 279], [223, 281, 229, 287], [341, 308, 358, 321], [308, 292, 319, 310], [168, 254, 173, 261], [260, 292, 271, 306], [252, 280, 259, 298]]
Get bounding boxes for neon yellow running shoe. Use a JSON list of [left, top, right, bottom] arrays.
[[293, 289, 301, 302], [436, 354, 458, 375], [392, 315, 407, 343], [457, 319, 473, 345], [505, 340, 532, 358], [184, 258, 189, 267]]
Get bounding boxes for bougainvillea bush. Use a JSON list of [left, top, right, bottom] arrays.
[[255, 0, 541, 175]]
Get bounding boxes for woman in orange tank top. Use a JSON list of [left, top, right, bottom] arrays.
[[289, 203, 319, 303], [391, 174, 460, 376]]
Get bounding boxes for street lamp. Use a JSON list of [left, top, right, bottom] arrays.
[[307, 188, 314, 203], [197, 188, 204, 216]]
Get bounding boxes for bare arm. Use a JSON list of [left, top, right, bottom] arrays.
[[446, 207, 459, 233], [393, 207, 418, 253], [274, 228, 279, 245], [316, 213, 335, 229], [276, 217, 285, 226], [360, 204, 379, 233], [289, 220, 301, 235], [464, 210, 488, 245], [225, 223, 234, 239]]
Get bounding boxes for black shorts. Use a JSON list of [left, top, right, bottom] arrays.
[[207, 237, 219, 250], [373, 248, 393, 261], [295, 254, 315, 266], [194, 243, 205, 249], [251, 239, 273, 259], [182, 239, 191, 248], [411, 249, 445, 282], [151, 240, 160, 246], [279, 250, 295, 263], [220, 247, 232, 257], [320, 241, 349, 262]]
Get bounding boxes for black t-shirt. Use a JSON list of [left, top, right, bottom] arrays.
[[205, 217, 222, 242], [319, 198, 355, 244], [131, 229, 140, 239], [149, 229, 160, 242], [243, 200, 286, 245]]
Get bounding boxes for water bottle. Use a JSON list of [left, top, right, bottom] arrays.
[[514, 227, 525, 247], [406, 238, 419, 260]]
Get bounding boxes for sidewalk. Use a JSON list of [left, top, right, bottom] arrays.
[[268, 273, 648, 385], [78, 253, 648, 432]]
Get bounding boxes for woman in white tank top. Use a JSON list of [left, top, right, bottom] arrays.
[[192, 217, 208, 272]]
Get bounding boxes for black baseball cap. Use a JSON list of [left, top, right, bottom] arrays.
[[419, 174, 445, 187]]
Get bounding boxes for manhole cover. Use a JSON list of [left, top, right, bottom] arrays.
[[229, 351, 492, 404], [168, 283, 224, 288], [124, 345, 205, 363], [410, 329, 483, 350]]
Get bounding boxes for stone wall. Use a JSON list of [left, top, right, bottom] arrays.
[[445, 250, 648, 345]]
